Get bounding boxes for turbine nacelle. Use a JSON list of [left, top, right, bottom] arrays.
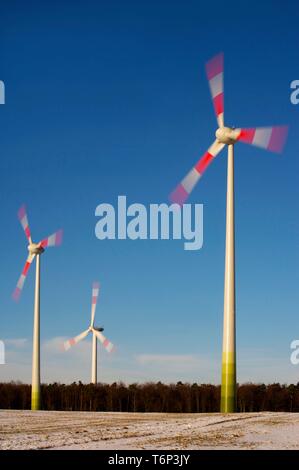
[[28, 243, 45, 255], [93, 326, 104, 332], [216, 127, 239, 145], [88, 326, 104, 332]]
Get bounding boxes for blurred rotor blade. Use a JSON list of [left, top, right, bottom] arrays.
[[12, 253, 35, 301], [64, 329, 90, 351], [90, 282, 100, 327], [18, 205, 32, 243], [169, 139, 225, 206], [235, 126, 288, 153], [40, 229, 63, 248], [93, 329, 115, 353], [206, 53, 224, 127]]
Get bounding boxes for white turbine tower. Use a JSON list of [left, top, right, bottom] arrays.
[[64, 282, 114, 384], [169, 53, 288, 413], [13, 205, 63, 410]]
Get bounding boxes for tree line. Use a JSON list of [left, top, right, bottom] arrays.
[[1, 381, 299, 412]]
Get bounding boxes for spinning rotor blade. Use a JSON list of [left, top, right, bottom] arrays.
[[40, 229, 63, 248], [64, 328, 90, 351], [206, 53, 224, 128], [93, 329, 114, 353], [235, 126, 288, 153], [12, 253, 35, 301], [90, 282, 100, 328], [169, 139, 225, 205], [18, 205, 32, 243]]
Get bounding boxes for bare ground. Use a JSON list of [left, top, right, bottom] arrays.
[[0, 410, 299, 450]]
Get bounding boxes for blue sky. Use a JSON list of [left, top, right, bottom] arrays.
[[0, 0, 299, 384]]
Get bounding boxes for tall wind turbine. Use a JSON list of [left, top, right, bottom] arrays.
[[13, 205, 63, 410], [169, 53, 288, 413], [64, 282, 114, 384]]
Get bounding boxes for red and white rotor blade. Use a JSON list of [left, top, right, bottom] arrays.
[[64, 328, 90, 351], [40, 229, 63, 248], [12, 253, 35, 301], [90, 282, 100, 327], [18, 205, 32, 243], [206, 53, 224, 128], [235, 126, 288, 153], [93, 329, 115, 353], [169, 139, 225, 206]]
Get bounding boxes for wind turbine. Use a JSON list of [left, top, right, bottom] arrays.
[[64, 282, 114, 384], [13, 205, 63, 410], [169, 53, 288, 413]]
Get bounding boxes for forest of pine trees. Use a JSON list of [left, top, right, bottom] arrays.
[[1, 381, 299, 412]]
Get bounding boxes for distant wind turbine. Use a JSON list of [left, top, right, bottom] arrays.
[[13, 205, 63, 410], [169, 53, 288, 412], [64, 282, 114, 384]]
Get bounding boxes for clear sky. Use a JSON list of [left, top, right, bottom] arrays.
[[0, 0, 299, 384]]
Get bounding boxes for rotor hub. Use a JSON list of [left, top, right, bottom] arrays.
[[216, 126, 239, 145], [28, 243, 44, 255]]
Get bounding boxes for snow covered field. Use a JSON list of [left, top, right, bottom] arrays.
[[0, 411, 299, 450]]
